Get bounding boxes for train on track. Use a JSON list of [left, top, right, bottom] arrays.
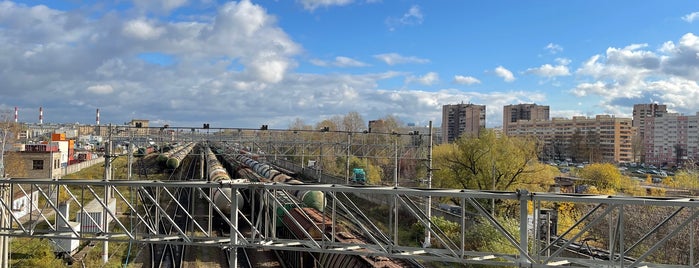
[[154, 142, 196, 169], [209, 142, 406, 268], [211, 142, 325, 212], [203, 145, 246, 212]]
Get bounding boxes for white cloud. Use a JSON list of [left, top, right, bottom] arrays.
[[86, 84, 114, 94], [310, 56, 367, 67], [453, 75, 481, 85], [6, 2, 699, 129], [494, 66, 515, 82], [406, 72, 439, 86], [132, 0, 188, 14], [386, 5, 423, 31], [299, 0, 354, 11], [122, 19, 165, 40], [525, 64, 570, 77], [374, 53, 429, 65], [555, 58, 571, 65], [333, 56, 367, 67], [545, 43, 563, 54], [682, 12, 699, 23]]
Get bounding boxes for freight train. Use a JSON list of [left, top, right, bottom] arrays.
[[209, 142, 407, 267], [155, 142, 195, 169], [211, 142, 325, 212], [134, 145, 156, 157], [203, 145, 245, 212]]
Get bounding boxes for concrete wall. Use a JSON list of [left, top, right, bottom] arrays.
[[62, 157, 104, 176]]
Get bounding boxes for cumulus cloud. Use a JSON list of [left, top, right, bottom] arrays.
[[568, 33, 699, 116], [386, 5, 423, 31], [374, 53, 429, 65], [453, 75, 481, 85], [5, 1, 699, 129], [682, 12, 699, 23], [406, 72, 439, 86], [525, 64, 570, 77], [494, 66, 515, 82], [122, 19, 165, 40]]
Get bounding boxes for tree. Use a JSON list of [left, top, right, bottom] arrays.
[[631, 134, 643, 163], [433, 129, 553, 192], [342, 111, 365, 132], [665, 171, 699, 190], [315, 119, 338, 132], [568, 129, 585, 162], [288, 118, 312, 131], [0, 109, 21, 177], [577, 163, 622, 191]]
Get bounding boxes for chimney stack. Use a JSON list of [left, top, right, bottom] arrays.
[[39, 106, 43, 125], [96, 109, 100, 125], [14, 107, 17, 123]]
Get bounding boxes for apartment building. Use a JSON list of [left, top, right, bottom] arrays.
[[503, 104, 549, 134], [441, 103, 486, 143], [506, 115, 634, 163], [633, 103, 668, 135], [633, 103, 668, 162], [643, 113, 699, 167]]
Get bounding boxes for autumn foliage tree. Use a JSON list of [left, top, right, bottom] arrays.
[[433, 129, 554, 192], [576, 163, 622, 192]]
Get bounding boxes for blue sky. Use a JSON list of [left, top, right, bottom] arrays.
[[1, 0, 698, 129]]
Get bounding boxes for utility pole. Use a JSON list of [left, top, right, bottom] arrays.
[[423, 121, 433, 248], [346, 132, 350, 184], [102, 125, 112, 264]]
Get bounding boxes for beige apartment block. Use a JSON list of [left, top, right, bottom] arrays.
[[505, 115, 634, 163]]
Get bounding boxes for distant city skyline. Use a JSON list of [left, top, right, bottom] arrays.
[[1, 1, 698, 129]]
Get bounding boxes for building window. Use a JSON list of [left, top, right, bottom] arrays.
[[32, 160, 44, 170]]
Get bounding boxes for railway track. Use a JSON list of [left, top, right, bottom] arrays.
[[147, 147, 197, 268], [328, 192, 425, 268]]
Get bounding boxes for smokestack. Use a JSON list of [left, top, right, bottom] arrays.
[[39, 106, 43, 125], [14, 107, 17, 123], [96, 109, 100, 125]]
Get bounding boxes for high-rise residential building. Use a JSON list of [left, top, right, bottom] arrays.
[[503, 104, 549, 135], [633, 103, 667, 137], [633, 104, 667, 162], [643, 112, 699, 167], [441, 103, 486, 143], [506, 115, 634, 163]]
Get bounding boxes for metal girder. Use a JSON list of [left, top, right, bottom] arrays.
[[3, 179, 699, 267]]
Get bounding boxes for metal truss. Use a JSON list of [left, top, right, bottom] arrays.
[[2, 178, 699, 267]]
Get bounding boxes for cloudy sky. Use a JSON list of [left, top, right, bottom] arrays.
[[1, 0, 699, 129]]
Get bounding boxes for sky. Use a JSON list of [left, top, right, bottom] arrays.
[[1, 0, 699, 129]]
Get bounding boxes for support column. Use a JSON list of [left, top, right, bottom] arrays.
[[229, 185, 239, 267], [0, 181, 8, 268], [423, 121, 433, 248], [519, 189, 530, 266]]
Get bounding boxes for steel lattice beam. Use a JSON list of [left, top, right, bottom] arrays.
[[1, 179, 699, 267]]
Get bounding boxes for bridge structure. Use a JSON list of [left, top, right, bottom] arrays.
[[0, 125, 698, 267]]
